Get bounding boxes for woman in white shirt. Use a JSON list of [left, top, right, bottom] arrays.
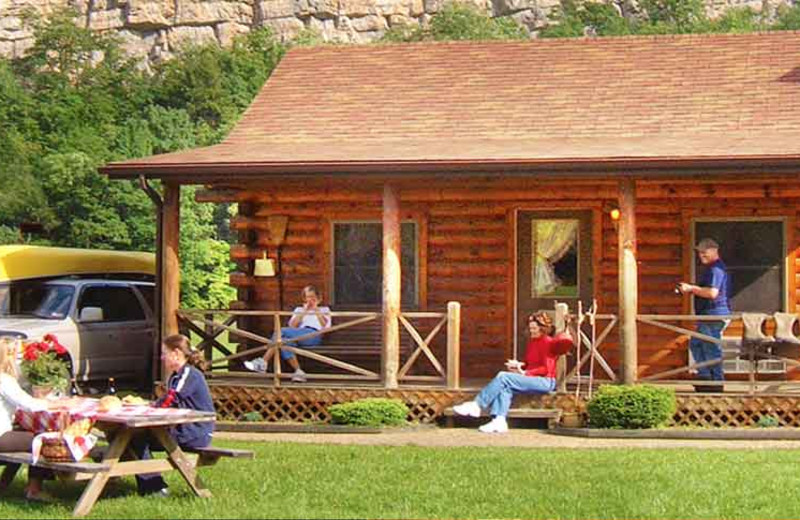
[[0, 337, 52, 501], [245, 285, 331, 382]]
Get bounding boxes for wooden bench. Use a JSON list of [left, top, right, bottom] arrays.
[[442, 407, 563, 429], [0, 445, 254, 492], [300, 320, 415, 375], [0, 452, 110, 488], [186, 446, 254, 467]]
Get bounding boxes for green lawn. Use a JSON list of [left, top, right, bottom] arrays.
[[3, 440, 799, 519]]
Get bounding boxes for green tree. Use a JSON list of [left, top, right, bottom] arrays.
[[383, 2, 527, 42]]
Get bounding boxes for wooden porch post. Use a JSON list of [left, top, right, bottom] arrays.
[[162, 182, 181, 373], [382, 183, 401, 389], [618, 177, 638, 385]]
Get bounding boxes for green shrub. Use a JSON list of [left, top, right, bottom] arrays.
[[587, 384, 676, 429], [241, 411, 263, 422], [756, 415, 779, 428], [328, 398, 409, 427]]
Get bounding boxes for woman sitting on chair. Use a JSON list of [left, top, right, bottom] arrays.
[[453, 311, 574, 434]]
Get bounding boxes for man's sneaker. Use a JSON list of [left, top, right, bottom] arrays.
[[452, 401, 481, 417], [478, 416, 509, 434], [244, 358, 267, 373], [291, 369, 307, 383]]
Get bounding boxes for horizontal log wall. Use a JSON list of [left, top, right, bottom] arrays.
[[201, 175, 800, 380]]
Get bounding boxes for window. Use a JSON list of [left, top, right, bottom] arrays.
[[333, 222, 418, 307], [0, 282, 75, 320], [694, 220, 785, 313], [134, 285, 155, 313], [531, 219, 579, 298], [77, 286, 146, 322]]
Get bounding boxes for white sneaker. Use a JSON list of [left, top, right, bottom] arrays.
[[478, 416, 509, 434], [244, 358, 266, 373], [291, 369, 307, 382], [452, 401, 481, 417]]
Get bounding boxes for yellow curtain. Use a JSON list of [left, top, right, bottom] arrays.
[[532, 220, 578, 297]]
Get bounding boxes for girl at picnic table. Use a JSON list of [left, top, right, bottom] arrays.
[[452, 311, 574, 434], [0, 336, 55, 502], [131, 333, 215, 496]]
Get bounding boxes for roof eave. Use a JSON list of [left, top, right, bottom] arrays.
[[100, 155, 800, 183]]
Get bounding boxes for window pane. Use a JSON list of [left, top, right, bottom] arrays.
[[694, 221, 784, 313], [334, 222, 417, 306], [78, 287, 146, 322], [531, 219, 579, 298]]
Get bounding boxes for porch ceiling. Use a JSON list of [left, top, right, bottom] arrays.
[[102, 32, 800, 181]]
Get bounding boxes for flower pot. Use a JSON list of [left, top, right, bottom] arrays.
[[561, 412, 585, 428], [31, 385, 55, 399]]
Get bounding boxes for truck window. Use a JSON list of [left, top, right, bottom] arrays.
[[134, 285, 155, 313], [0, 282, 74, 320], [78, 286, 146, 322]]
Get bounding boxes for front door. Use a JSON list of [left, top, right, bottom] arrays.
[[516, 211, 593, 355]]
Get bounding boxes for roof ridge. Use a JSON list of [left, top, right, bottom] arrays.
[[284, 29, 800, 55]]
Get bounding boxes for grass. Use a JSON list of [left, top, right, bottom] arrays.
[[4, 440, 800, 518]]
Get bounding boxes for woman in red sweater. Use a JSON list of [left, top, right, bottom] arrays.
[[453, 311, 572, 433]]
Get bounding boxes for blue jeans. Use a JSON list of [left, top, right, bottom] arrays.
[[276, 326, 322, 360], [474, 372, 556, 418], [129, 430, 210, 494], [690, 320, 726, 381]]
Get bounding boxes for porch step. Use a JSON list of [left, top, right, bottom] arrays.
[[442, 407, 562, 429]]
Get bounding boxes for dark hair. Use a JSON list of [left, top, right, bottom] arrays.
[[303, 285, 320, 299], [163, 334, 206, 369], [528, 311, 554, 336]]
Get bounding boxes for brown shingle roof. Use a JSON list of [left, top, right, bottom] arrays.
[[103, 32, 800, 179]]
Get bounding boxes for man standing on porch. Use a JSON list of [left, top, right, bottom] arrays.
[[678, 238, 731, 388]]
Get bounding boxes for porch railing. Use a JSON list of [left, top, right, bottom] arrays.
[[176, 302, 461, 388]]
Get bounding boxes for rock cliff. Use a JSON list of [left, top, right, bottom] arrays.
[[0, 0, 786, 65]]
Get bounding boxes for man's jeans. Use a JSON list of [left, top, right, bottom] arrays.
[[690, 321, 726, 381], [474, 372, 556, 417]]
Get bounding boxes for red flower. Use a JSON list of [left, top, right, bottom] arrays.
[[35, 341, 49, 353], [43, 334, 56, 343], [23, 347, 39, 361], [53, 344, 67, 356]]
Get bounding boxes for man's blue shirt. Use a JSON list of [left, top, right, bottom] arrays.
[[696, 259, 730, 315]]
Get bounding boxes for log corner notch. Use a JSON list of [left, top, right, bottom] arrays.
[[382, 183, 401, 389], [618, 177, 638, 385]]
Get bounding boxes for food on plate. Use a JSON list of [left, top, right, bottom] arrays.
[[63, 418, 93, 436], [98, 395, 122, 412], [121, 395, 149, 406]]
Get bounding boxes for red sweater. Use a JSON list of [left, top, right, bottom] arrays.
[[523, 335, 558, 378]]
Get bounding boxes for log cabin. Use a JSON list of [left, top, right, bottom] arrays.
[[102, 32, 800, 427]]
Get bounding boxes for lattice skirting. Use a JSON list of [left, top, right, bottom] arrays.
[[210, 384, 800, 427], [672, 395, 800, 427], [210, 385, 584, 424]]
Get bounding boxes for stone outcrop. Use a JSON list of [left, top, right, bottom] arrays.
[[0, 0, 791, 66]]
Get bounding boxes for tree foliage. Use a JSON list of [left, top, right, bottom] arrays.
[[1, 9, 284, 308]]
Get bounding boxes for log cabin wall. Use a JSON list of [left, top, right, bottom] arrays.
[[202, 175, 800, 381]]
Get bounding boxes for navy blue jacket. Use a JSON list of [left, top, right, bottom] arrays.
[[155, 364, 215, 447]]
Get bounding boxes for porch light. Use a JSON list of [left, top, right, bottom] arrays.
[[609, 208, 621, 221], [254, 252, 277, 277]]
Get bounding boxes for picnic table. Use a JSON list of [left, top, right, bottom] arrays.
[[1, 397, 249, 517]]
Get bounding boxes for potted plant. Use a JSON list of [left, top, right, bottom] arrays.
[[21, 334, 70, 397]]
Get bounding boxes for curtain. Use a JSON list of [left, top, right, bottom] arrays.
[[532, 220, 578, 297]]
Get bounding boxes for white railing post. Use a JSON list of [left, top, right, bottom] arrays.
[[446, 301, 461, 389]]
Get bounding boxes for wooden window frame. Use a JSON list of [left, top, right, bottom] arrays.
[[328, 218, 422, 310]]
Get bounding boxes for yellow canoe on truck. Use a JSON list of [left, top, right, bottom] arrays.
[[0, 245, 155, 282]]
